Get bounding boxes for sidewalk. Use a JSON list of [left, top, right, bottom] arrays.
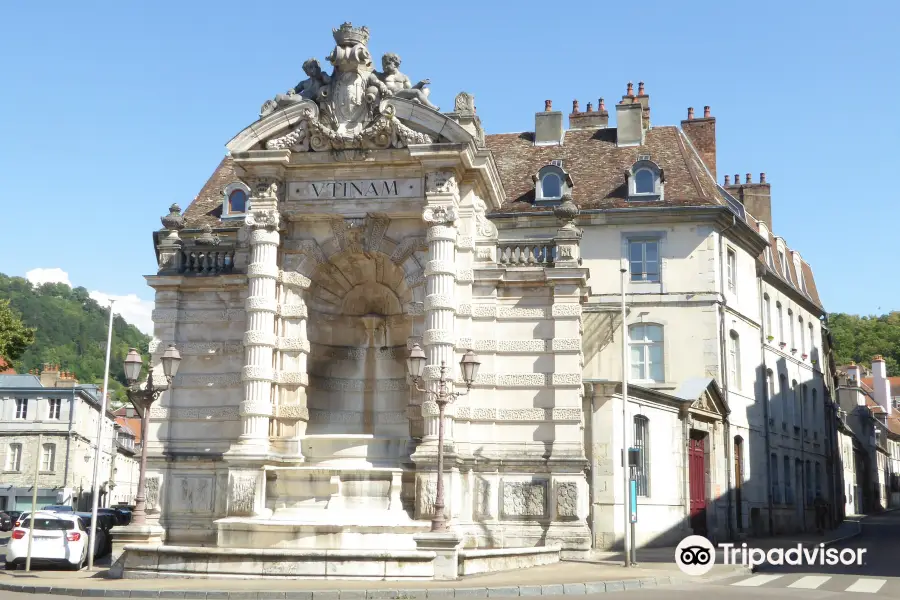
[[0, 559, 748, 599]]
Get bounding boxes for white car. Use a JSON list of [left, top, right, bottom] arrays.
[[5, 511, 88, 570]]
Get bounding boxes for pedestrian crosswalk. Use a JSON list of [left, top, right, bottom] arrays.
[[727, 574, 891, 594]]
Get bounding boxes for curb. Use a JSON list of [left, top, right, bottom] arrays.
[[0, 570, 746, 599]]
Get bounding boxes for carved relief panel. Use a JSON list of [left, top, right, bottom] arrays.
[[500, 479, 548, 520], [555, 481, 579, 520]]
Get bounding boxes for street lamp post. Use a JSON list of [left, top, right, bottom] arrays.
[[123, 345, 181, 525], [406, 344, 480, 532]]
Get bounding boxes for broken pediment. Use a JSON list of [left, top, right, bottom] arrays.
[[672, 377, 729, 419], [225, 22, 474, 154]]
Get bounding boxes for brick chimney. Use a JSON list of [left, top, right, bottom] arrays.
[[872, 355, 892, 416], [681, 105, 717, 179], [535, 100, 564, 146], [620, 81, 650, 130], [724, 171, 773, 231], [569, 98, 609, 129]]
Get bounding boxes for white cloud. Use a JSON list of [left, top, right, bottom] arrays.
[[25, 267, 72, 287], [25, 268, 155, 335]]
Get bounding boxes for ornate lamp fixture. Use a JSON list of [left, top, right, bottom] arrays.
[[123, 345, 181, 524], [406, 344, 480, 532]]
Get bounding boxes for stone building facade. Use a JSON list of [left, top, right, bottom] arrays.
[[0, 366, 137, 511], [140, 23, 838, 555]]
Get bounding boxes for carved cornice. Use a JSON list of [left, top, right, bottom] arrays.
[[152, 309, 246, 323]]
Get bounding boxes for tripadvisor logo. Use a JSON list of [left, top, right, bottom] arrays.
[[675, 535, 867, 576]]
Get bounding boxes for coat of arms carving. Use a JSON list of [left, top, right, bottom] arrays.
[[259, 23, 438, 152]]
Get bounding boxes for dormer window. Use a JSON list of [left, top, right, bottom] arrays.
[[533, 162, 573, 204], [627, 157, 664, 201], [542, 173, 562, 199], [222, 181, 252, 219], [229, 189, 247, 213]]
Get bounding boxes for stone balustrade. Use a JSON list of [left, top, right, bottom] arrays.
[[179, 247, 236, 275], [497, 240, 557, 267]]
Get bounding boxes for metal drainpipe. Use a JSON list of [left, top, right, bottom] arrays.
[[718, 215, 736, 540], [759, 276, 775, 536], [62, 384, 77, 501]]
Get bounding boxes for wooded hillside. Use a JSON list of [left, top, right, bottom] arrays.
[[829, 311, 900, 376], [0, 273, 151, 403]]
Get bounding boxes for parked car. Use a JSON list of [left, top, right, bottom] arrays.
[[5, 512, 88, 571], [0, 512, 12, 532], [6, 511, 21, 524], [98, 508, 128, 526], [74, 513, 111, 556], [41, 505, 73, 513]]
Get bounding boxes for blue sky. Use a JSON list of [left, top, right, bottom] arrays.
[[1, 0, 897, 332]]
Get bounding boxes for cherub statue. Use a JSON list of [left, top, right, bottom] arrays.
[[279, 58, 331, 102], [376, 53, 438, 111], [261, 58, 332, 118]]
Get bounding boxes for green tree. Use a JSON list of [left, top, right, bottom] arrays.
[[0, 298, 35, 363], [828, 311, 900, 376]]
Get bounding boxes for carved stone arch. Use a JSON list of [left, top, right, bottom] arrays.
[[381, 99, 473, 144]]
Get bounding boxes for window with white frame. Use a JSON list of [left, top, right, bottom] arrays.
[[629, 323, 664, 382], [809, 323, 816, 359], [633, 416, 650, 496], [729, 331, 742, 389], [767, 369, 778, 422], [784, 456, 792, 503], [15, 398, 27, 420], [799, 317, 806, 355], [48, 398, 61, 420], [778, 248, 789, 280], [805, 460, 813, 504], [764, 295, 772, 339], [41, 443, 55, 472], [788, 309, 795, 349], [771, 453, 780, 503], [780, 373, 790, 427], [777, 302, 784, 343], [628, 159, 664, 201], [6, 444, 22, 471], [727, 248, 737, 292], [222, 181, 252, 218], [628, 239, 660, 283], [540, 173, 562, 199]]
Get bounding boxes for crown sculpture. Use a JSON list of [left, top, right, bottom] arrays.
[[259, 23, 439, 152]]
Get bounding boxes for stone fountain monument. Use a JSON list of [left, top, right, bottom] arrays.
[[116, 21, 590, 580]]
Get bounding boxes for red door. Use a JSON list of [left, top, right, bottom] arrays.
[[689, 434, 707, 535]]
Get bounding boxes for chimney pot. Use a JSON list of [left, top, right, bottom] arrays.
[[760, 172, 767, 184], [572, 100, 579, 113], [746, 173, 752, 184], [638, 81, 645, 95], [874, 355, 884, 362], [586, 102, 593, 112], [734, 173, 739, 184], [599, 98, 606, 111], [687, 107, 694, 120], [544, 100, 552, 112], [724, 175, 731, 185], [626, 82, 634, 97], [704, 106, 711, 118]]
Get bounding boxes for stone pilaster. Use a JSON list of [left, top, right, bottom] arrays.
[[420, 172, 461, 445], [274, 269, 311, 455], [235, 187, 281, 454]]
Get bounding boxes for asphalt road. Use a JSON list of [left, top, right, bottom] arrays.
[[1, 512, 898, 600]]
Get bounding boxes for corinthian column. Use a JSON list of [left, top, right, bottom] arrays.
[[237, 184, 281, 453], [421, 172, 461, 446]]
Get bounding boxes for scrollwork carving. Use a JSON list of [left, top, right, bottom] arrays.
[[501, 481, 547, 519], [245, 209, 281, 230], [555, 481, 578, 519], [422, 205, 458, 225]]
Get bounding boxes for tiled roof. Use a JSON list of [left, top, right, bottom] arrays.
[[114, 417, 136, 437], [485, 126, 723, 212], [862, 376, 900, 397], [113, 406, 143, 444], [182, 157, 238, 229], [0, 374, 41, 387], [750, 224, 823, 309]]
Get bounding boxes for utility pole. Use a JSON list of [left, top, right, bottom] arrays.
[[620, 261, 632, 568], [25, 432, 43, 572], [89, 300, 115, 570]]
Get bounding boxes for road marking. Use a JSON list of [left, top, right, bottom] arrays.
[[845, 579, 887, 594], [732, 574, 783, 587], [788, 576, 831, 589]]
